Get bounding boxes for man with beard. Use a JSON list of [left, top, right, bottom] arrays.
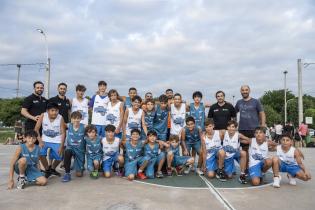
[[21, 81, 47, 132], [48, 83, 71, 124], [165, 89, 174, 140], [208, 90, 236, 130], [235, 85, 266, 174]]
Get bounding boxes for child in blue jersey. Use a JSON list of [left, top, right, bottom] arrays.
[[240, 127, 277, 185], [201, 119, 225, 179], [143, 130, 169, 178], [102, 125, 124, 178], [272, 134, 311, 188], [188, 91, 205, 131], [85, 125, 102, 179], [222, 120, 247, 182], [124, 87, 137, 109], [122, 95, 147, 141], [8, 130, 47, 189], [62, 111, 86, 182], [122, 129, 148, 181], [153, 94, 169, 141], [166, 135, 194, 176], [141, 99, 156, 140], [181, 116, 204, 175], [89, 81, 109, 137]]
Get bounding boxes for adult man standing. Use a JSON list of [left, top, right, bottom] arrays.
[[235, 85, 266, 148], [21, 81, 47, 132], [48, 83, 71, 124], [208, 90, 236, 130]]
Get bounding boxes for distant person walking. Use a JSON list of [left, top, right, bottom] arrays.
[[298, 121, 308, 147]]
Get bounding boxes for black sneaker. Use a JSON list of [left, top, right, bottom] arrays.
[[244, 169, 249, 177], [50, 168, 61, 177], [17, 176, 26, 189], [238, 174, 247, 184], [216, 169, 227, 182], [43, 169, 52, 178]]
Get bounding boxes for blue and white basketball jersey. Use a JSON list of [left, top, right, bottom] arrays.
[[85, 136, 102, 156], [20, 144, 40, 166], [71, 97, 89, 125], [249, 138, 268, 167], [102, 137, 120, 161], [91, 95, 109, 125], [205, 130, 222, 159], [170, 103, 186, 135], [144, 143, 160, 158], [144, 111, 155, 131], [276, 145, 298, 165], [223, 131, 240, 159], [42, 112, 62, 143], [105, 101, 122, 128], [124, 97, 132, 109], [125, 141, 143, 162], [126, 108, 143, 136], [66, 123, 85, 151], [189, 102, 205, 130], [185, 127, 201, 143], [153, 105, 168, 134]]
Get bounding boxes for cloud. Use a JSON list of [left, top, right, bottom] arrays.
[[0, 0, 314, 104]]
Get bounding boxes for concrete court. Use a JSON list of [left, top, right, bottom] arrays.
[[0, 145, 314, 210]]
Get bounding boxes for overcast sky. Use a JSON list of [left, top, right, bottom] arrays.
[[0, 0, 314, 103]]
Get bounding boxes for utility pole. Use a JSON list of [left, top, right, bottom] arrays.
[[16, 64, 21, 98], [283, 70, 288, 123], [297, 59, 303, 125]]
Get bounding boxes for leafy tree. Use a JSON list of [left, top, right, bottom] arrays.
[[263, 104, 282, 127], [0, 98, 24, 126]]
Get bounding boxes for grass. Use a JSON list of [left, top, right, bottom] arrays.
[[0, 128, 15, 143]]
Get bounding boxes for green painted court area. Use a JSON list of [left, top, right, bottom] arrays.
[[137, 169, 274, 189]]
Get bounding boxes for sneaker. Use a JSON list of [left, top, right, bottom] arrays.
[[50, 168, 61, 177], [43, 169, 52, 178], [93, 171, 99, 179], [238, 174, 247, 184], [273, 176, 281, 188], [176, 166, 184, 176], [156, 171, 164, 178], [17, 176, 26, 189], [62, 173, 71, 182], [167, 167, 173, 176], [244, 168, 249, 177], [184, 165, 192, 175], [216, 169, 227, 182], [137, 172, 147, 180], [287, 173, 297, 186], [196, 168, 204, 175]]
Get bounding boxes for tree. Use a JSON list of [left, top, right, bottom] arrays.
[[0, 98, 24, 126], [260, 89, 295, 115], [263, 104, 282, 127]]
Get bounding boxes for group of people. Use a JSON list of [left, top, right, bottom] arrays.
[[7, 80, 311, 190]]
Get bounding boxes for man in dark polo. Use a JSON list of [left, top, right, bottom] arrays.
[[208, 90, 236, 130], [48, 82, 71, 124], [21, 81, 47, 132]]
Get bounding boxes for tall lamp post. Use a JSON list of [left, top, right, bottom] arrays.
[[37, 29, 50, 98], [283, 70, 288, 123]]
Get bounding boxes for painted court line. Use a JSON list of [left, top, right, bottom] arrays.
[[133, 180, 208, 190], [199, 175, 236, 210]]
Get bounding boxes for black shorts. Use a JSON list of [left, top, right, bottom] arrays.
[[239, 130, 255, 150]]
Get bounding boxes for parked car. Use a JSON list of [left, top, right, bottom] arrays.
[[309, 129, 315, 137]]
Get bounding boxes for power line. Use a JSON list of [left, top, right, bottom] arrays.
[[0, 63, 45, 67]]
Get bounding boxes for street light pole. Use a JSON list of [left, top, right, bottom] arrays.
[[16, 64, 21, 98], [37, 29, 50, 99], [283, 70, 288, 123]]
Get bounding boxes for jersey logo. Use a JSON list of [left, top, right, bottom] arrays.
[[173, 117, 185, 126], [223, 145, 237, 153], [43, 129, 59, 138], [128, 122, 139, 129], [252, 153, 264, 161], [94, 106, 107, 116], [106, 114, 118, 124]]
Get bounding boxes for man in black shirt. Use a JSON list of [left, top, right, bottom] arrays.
[[21, 81, 47, 131], [208, 90, 236, 130], [48, 82, 71, 123]]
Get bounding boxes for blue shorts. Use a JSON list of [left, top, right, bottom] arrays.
[[65, 147, 85, 172], [172, 155, 190, 167], [279, 161, 302, 177], [124, 157, 147, 176], [224, 152, 240, 176], [102, 154, 120, 173], [40, 142, 62, 161], [157, 133, 167, 141], [95, 125, 105, 137], [86, 154, 102, 172], [14, 162, 43, 182], [145, 152, 165, 178], [249, 160, 265, 178], [206, 152, 220, 172], [186, 141, 201, 155]]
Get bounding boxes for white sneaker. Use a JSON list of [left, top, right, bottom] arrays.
[[273, 176, 281, 188], [184, 165, 192, 175], [287, 173, 297, 186], [196, 168, 204, 175]]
